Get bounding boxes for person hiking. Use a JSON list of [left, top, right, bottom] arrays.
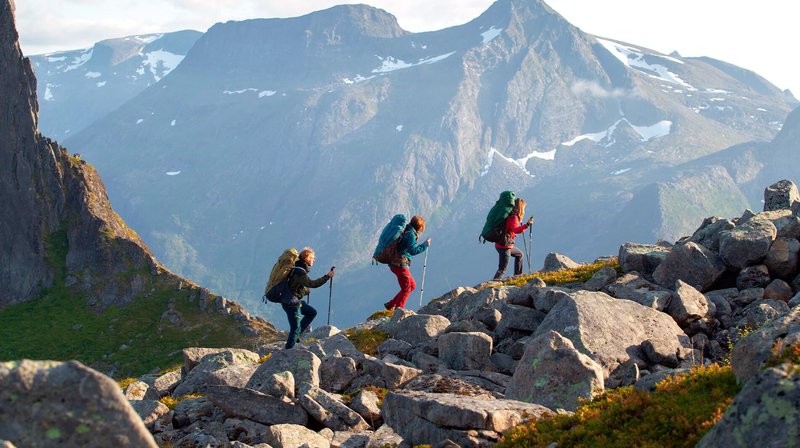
[[384, 215, 430, 310], [284, 247, 334, 349], [493, 198, 533, 280]]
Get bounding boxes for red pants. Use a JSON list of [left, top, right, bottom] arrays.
[[388, 265, 416, 309]]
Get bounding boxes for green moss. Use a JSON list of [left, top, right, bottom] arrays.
[[484, 259, 621, 291], [343, 328, 390, 356], [499, 364, 740, 448], [367, 309, 395, 321]]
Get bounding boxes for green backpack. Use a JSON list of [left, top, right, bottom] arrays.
[[480, 191, 515, 243]]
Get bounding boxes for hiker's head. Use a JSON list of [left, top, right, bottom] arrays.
[[299, 247, 316, 266], [514, 198, 527, 220], [410, 215, 426, 234]]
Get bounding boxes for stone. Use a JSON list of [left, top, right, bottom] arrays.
[[387, 313, 451, 345], [257, 370, 295, 400], [734, 288, 765, 308], [789, 292, 800, 308], [696, 365, 800, 448], [618, 243, 671, 279], [583, 266, 618, 291], [731, 306, 800, 384], [765, 238, 800, 279], [350, 390, 382, 427], [129, 400, 170, 429], [366, 425, 403, 448], [319, 333, 364, 361], [541, 252, 582, 272], [534, 290, 692, 386], [641, 339, 679, 367], [764, 278, 794, 302], [419, 287, 508, 323], [150, 370, 181, 398], [181, 347, 259, 374], [666, 280, 710, 327], [473, 306, 502, 330], [494, 303, 545, 338], [763, 179, 800, 212], [124, 380, 149, 400], [246, 348, 321, 395], [263, 424, 331, 448], [173, 349, 260, 397], [0, 360, 157, 447], [633, 368, 691, 392], [438, 332, 493, 371], [689, 217, 735, 252], [331, 431, 371, 448], [490, 353, 516, 375], [223, 418, 270, 446], [737, 300, 790, 331], [377, 338, 413, 360], [506, 331, 604, 411], [298, 383, 370, 432], [306, 325, 341, 340], [382, 360, 423, 388], [320, 356, 358, 393], [604, 272, 673, 311], [205, 385, 308, 426], [652, 242, 726, 292], [718, 219, 777, 270], [172, 396, 214, 428], [411, 351, 449, 372], [532, 287, 572, 313], [736, 265, 771, 290]]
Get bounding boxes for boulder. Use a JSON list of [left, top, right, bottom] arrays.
[[180, 347, 259, 374], [763, 179, 800, 212], [764, 279, 794, 302], [506, 331, 604, 411], [223, 418, 270, 446], [604, 272, 672, 311], [366, 425, 403, 448], [263, 424, 331, 448], [320, 356, 358, 393], [377, 338, 413, 360], [736, 265, 771, 290], [149, 370, 181, 398], [387, 313, 450, 345], [171, 396, 214, 429], [532, 287, 572, 313], [737, 300, 790, 330], [718, 219, 777, 270], [350, 390, 382, 427], [696, 365, 800, 448], [689, 217, 735, 252], [652, 242, 726, 292], [666, 280, 711, 327], [618, 242, 671, 279], [541, 252, 582, 272], [419, 287, 508, 323], [438, 332, 493, 371], [123, 380, 149, 400], [731, 306, 800, 384], [382, 360, 423, 389], [0, 360, 157, 447], [764, 238, 800, 279], [634, 368, 691, 392], [246, 348, 320, 395], [129, 400, 170, 429], [583, 266, 618, 291], [494, 303, 545, 338], [298, 383, 370, 432], [205, 385, 308, 426], [173, 349, 260, 397], [534, 291, 692, 386], [382, 391, 554, 447], [257, 370, 295, 400]]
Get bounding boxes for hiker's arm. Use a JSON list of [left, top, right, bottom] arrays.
[[407, 235, 429, 256], [298, 272, 329, 289], [506, 216, 528, 234]]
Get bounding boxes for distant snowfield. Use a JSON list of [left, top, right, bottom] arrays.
[[562, 118, 672, 147], [481, 26, 503, 44], [223, 88, 277, 98], [96, 81, 106, 87], [480, 147, 545, 177], [63, 48, 93, 72], [85, 71, 101, 79], [371, 52, 456, 74], [596, 38, 694, 89], [44, 84, 55, 101], [141, 49, 184, 82], [166, 171, 181, 176]]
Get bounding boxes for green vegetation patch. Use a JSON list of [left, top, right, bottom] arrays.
[[498, 259, 621, 289], [499, 364, 740, 448], [343, 328, 390, 356], [342, 385, 388, 407], [367, 309, 395, 321], [767, 340, 800, 368], [159, 394, 204, 410]]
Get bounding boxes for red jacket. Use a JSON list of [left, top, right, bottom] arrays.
[[495, 214, 529, 249]]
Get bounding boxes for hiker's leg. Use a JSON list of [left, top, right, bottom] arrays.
[[494, 248, 510, 279], [298, 301, 318, 335], [389, 265, 414, 308], [283, 304, 301, 349], [511, 247, 524, 276]]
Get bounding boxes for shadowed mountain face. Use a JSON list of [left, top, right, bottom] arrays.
[[0, 0, 276, 376], [60, 0, 797, 327]]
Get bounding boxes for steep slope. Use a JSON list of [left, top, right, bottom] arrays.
[[0, 0, 277, 377], [30, 30, 201, 140], [64, 0, 797, 326]]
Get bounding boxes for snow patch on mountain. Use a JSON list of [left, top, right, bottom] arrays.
[[44, 84, 55, 101], [562, 118, 672, 148], [372, 52, 456, 74], [96, 81, 106, 87], [141, 49, 184, 82], [596, 38, 693, 89], [481, 27, 502, 44], [63, 49, 93, 72], [223, 88, 277, 98], [480, 147, 543, 177], [85, 72, 101, 79], [166, 171, 181, 176]]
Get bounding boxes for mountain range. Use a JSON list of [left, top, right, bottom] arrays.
[[33, 0, 799, 327]]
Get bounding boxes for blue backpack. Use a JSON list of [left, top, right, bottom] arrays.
[[373, 214, 408, 264]]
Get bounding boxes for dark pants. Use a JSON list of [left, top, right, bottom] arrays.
[[283, 300, 317, 349], [387, 265, 416, 309], [494, 247, 523, 279]]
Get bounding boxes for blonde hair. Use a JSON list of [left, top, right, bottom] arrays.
[[514, 198, 527, 221], [298, 247, 315, 263], [410, 215, 426, 233]]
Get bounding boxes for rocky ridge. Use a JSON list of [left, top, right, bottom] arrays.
[[3, 180, 799, 447]]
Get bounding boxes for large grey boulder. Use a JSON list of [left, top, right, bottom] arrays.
[[604, 272, 672, 311], [763, 179, 800, 212], [438, 332, 493, 371], [494, 303, 545, 338], [736, 299, 790, 330], [180, 347, 259, 374], [298, 383, 370, 432], [350, 389, 382, 427], [148, 370, 181, 398], [247, 348, 321, 395], [618, 242, 671, 279], [205, 385, 308, 426], [532, 287, 572, 313], [666, 280, 711, 327], [689, 217, 735, 252], [263, 424, 330, 448], [736, 265, 772, 290], [696, 364, 800, 448], [534, 291, 691, 385], [765, 237, 800, 279], [719, 219, 777, 270], [419, 287, 508, 323], [506, 331, 604, 412], [652, 242, 726, 292], [172, 349, 260, 397], [583, 266, 618, 291], [382, 391, 554, 447], [366, 425, 403, 448], [731, 306, 800, 384], [765, 279, 794, 302], [320, 356, 358, 393], [129, 400, 170, 429], [0, 360, 157, 447], [541, 252, 581, 272], [387, 313, 450, 345]]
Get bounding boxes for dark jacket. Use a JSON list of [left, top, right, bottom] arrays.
[[397, 226, 429, 267], [286, 260, 329, 305]]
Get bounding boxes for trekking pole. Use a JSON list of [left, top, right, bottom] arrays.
[[327, 266, 335, 326], [522, 231, 530, 275], [528, 217, 533, 274], [306, 292, 312, 333], [419, 247, 429, 307]]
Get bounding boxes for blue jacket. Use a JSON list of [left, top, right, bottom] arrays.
[[398, 226, 429, 267]]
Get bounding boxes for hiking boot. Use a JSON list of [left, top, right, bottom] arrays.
[[384, 301, 395, 310]]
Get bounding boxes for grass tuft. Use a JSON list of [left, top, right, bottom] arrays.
[[159, 394, 203, 410], [497, 259, 621, 289], [367, 309, 395, 321], [343, 328, 390, 356]]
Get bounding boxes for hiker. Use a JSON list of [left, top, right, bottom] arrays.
[[284, 247, 334, 349], [384, 215, 430, 310], [493, 198, 533, 280]]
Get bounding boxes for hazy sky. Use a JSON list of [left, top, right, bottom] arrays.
[[13, 0, 800, 97]]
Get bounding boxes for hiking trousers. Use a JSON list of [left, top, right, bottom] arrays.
[[283, 300, 317, 349], [388, 265, 416, 309], [494, 246, 523, 279]]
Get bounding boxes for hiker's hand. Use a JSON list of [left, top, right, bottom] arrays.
[[527, 217, 533, 226], [425, 238, 431, 246], [327, 270, 335, 279]]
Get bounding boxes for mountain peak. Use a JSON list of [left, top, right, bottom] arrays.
[[300, 3, 407, 39]]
